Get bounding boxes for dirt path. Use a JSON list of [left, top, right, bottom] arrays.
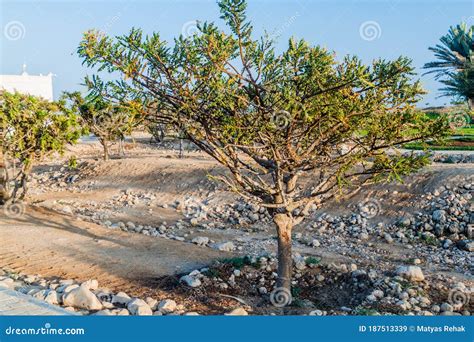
[[0, 206, 228, 292]]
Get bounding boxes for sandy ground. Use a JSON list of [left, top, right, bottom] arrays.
[[0, 205, 227, 292], [0, 135, 472, 311]]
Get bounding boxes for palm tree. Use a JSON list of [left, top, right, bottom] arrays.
[[424, 22, 474, 108]]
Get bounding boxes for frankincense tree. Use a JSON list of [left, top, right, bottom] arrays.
[[77, 0, 450, 293]]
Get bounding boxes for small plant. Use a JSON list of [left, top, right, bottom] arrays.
[[305, 256, 321, 266], [416, 232, 440, 246], [201, 268, 220, 278], [68, 156, 78, 170], [220, 255, 264, 270], [353, 306, 379, 316]]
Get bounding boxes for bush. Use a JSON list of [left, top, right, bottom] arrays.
[[0, 91, 83, 202]]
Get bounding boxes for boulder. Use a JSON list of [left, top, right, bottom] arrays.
[[127, 298, 153, 316], [396, 266, 425, 282], [62, 286, 103, 310]]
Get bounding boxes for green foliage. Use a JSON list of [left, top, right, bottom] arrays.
[[424, 22, 474, 105], [353, 306, 379, 316], [305, 256, 321, 266], [63, 91, 145, 160], [68, 155, 78, 170], [0, 91, 83, 201], [220, 256, 258, 269]]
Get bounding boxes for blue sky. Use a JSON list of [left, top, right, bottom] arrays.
[[1, 0, 473, 106]]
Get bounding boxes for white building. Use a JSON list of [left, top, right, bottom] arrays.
[[0, 65, 54, 101]]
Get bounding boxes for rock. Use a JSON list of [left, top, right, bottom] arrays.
[[309, 309, 324, 316], [81, 279, 99, 291], [158, 299, 177, 314], [225, 307, 248, 316], [384, 233, 393, 243], [366, 294, 377, 302], [457, 240, 474, 252], [372, 290, 384, 299], [440, 302, 453, 312], [180, 275, 202, 288], [191, 236, 209, 246], [111, 292, 131, 306], [395, 266, 425, 282], [62, 284, 79, 293], [127, 298, 153, 316], [212, 241, 235, 252], [44, 290, 60, 305], [0, 278, 14, 289], [114, 308, 130, 315], [145, 297, 158, 311], [63, 286, 103, 310], [311, 239, 321, 247], [432, 210, 446, 223], [94, 309, 114, 316]]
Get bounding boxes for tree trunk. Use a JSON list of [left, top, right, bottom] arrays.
[[118, 139, 125, 158], [273, 213, 293, 291], [0, 152, 8, 204], [179, 138, 184, 159], [102, 142, 109, 161], [468, 98, 474, 110]]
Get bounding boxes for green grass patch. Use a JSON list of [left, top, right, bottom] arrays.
[[220, 256, 260, 269], [305, 256, 321, 266], [403, 143, 474, 151]]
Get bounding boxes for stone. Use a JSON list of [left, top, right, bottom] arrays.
[[112, 292, 131, 306], [309, 309, 324, 316], [81, 279, 99, 291], [191, 236, 209, 246], [44, 290, 60, 305], [440, 302, 453, 312], [0, 278, 14, 289], [384, 233, 393, 243], [60, 284, 79, 294], [225, 307, 248, 316], [212, 241, 235, 252], [457, 240, 474, 252], [395, 266, 425, 282], [372, 290, 384, 299], [311, 239, 321, 247], [63, 286, 103, 310], [158, 299, 177, 314], [145, 297, 158, 310], [94, 309, 114, 316], [432, 210, 446, 223], [180, 275, 202, 288], [127, 298, 153, 316], [366, 294, 377, 302], [114, 308, 130, 315]]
